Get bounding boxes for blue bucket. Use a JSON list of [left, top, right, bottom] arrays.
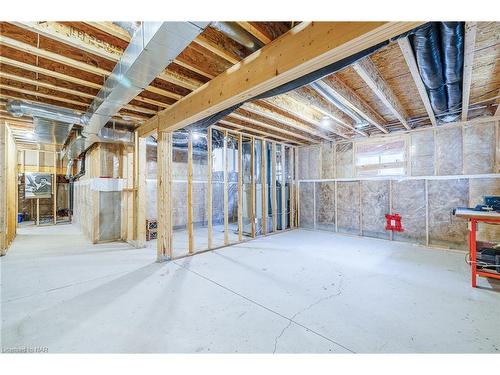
[[17, 213, 23, 223]]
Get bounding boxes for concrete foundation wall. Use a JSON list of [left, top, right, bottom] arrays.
[[298, 121, 500, 251]]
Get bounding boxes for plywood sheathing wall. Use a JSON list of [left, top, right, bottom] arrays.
[[1, 125, 18, 255], [298, 121, 500, 250]]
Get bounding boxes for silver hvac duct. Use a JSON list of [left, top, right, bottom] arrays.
[[210, 22, 261, 51], [310, 81, 370, 129], [6, 100, 83, 125], [113, 21, 142, 36], [81, 21, 209, 149], [6, 100, 82, 145]]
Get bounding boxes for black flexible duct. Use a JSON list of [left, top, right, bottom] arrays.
[[440, 22, 464, 112], [181, 23, 432, 132], [411, 22, 465, 120], [411, 23, 447, 114]]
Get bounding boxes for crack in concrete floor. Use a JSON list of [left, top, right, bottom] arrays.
[[173, 261, 355, 354], [273, 275, 345, 353]]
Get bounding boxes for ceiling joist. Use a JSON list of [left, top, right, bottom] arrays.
[[353, 57, 411, 130], [138, 22, 421, 135], [398, 37, 438, 127], [320, 75, 387, 134], [461, 22, 478, 122]]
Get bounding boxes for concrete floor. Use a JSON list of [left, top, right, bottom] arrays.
[[1, 224, 499, 353]]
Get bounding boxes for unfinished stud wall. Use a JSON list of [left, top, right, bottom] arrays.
[[155, 125, 298, 261], [299, 120, 500, 250], [1, 125, 18, 255], [0, 124, 7, 254]]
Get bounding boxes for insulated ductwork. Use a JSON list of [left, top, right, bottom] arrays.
[[440, 22, 464, 112], [113, 21, 141, 36], [410, 22, 464, 122], [81, 21, 209, 149], [6, 100, 81, 144], [210, 22, 261, 52], [7, 100, 83, 124], [310, 81, 370, 129]]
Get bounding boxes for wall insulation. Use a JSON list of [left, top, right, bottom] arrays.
[[298, 120, 500, 250], [73, 143, 124, 244]]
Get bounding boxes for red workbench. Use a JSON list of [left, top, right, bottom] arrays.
[[454, 208, 500, 288]]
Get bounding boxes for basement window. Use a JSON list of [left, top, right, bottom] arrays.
[[355, 139, 407, 177]]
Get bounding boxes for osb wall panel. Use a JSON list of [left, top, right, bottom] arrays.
[[337, 181, 360, 235], [436, 127, 463, 175], [410, 130, 434, 176], [320, 142, 335, 179], [469, 178, 500, 242], [428, 179, 469, 250], [392, 179, 426, 245], [299, 182, 315, 229], [370, 42, 428, 119], [315, 181, 335, 231], [469, 22, 500, 104], [361, 180, 390, 239], [335, 66, 395, 123], [335, 143, 353, 178], [463, 122, 496, 174]]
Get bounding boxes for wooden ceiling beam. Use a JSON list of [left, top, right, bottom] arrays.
[[139, 21, 421, 135], [228, 112, 317, 143], [288, 86, 363, 135], [353, 57, 411, 130], [82, 22, 130, 42], [216, 123, 300, 145], [59, 21, 205, 90], [398, 37, 438, 127], [0, 83, 157, 115], [320, 75, 388, 134], [237, 22, 272, 44], [0, 56, 173, 107], [244, 101, 345, 140], [261, 95, 323, 124], [11, 21, 123, 61], [0, 84, 88, 108], [0, 55, 102, 89], [0, 93, 149, 123], [218, 119, 305, 145], [4, 24, 196, 96], [461, 22, 478, 122], [0, 71, 95, 99], [193, 27, 247, 64], [260, 95, 353, 139]]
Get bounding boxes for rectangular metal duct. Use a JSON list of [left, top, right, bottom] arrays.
[[33, 117, 73, 145], [82, 21, 209, 145]]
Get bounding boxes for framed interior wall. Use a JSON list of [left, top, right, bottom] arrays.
[[156, 125, 298, 262]]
